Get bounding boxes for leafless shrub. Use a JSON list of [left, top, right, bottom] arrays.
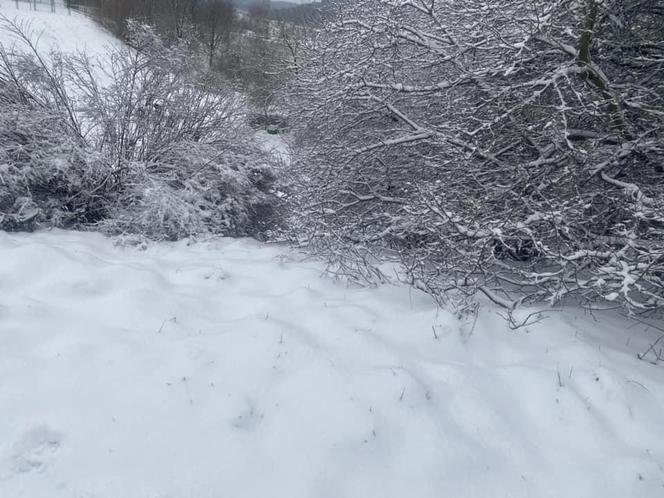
[[287, 0, 664, 316], [0, 17, 280, 240], [0, 18, 113, 230]]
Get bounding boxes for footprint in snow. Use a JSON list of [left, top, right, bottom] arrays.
[[232, 402, 263, 431], [10, 426, 62, 474]]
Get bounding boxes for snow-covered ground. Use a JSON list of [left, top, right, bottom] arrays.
[[0, 229, 663, 498], [255, 130, 291, 166], [0, 2, 119, 57]]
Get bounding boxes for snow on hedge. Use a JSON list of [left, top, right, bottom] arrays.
[[0, 229, 662, 498]]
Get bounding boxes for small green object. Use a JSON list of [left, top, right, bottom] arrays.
[[266, 125, 279, 135]]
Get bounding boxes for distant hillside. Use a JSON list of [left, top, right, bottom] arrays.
[[234, 0, 301, 11], [234, 0, 325, 25], [272, 1, 304, 9]]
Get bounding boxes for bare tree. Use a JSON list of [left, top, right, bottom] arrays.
[[195, 0, 235, 68]]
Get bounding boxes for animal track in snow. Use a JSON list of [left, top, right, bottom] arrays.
[[11, 426, 62, 474]]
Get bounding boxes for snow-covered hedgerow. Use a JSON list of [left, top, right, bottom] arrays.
[[0, 18, 279, 240], [287, 0, 664, 317]]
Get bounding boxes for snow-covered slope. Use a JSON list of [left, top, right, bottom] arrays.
[[0, 230, 662, 498], [0, 3, 119, 57], [255, 130, 291, 165]]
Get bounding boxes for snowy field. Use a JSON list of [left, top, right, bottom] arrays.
[[0, 229, 663, 498], [0, 2, 119, 57]]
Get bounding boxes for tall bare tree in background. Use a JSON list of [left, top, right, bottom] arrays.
[[287, 0, 664, 317], [75, 0, 196, 39], [238, 2, 283, 113], [195, 0, 235, 68], [163, 0, 193, 40]]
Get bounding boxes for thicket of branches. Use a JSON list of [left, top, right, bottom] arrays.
[[287, 0, 664, 316], [0, 18, 279, 239]]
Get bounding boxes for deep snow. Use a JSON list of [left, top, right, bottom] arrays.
[[0, 229, 663, 498]]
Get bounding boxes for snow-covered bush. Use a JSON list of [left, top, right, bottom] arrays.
[[0, 56, 114, 231], [287, 0, 664, 315], [0, 18, 279, 240], [100, 140, 278, 240]]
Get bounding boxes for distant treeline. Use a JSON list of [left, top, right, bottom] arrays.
[[69, 0, 239, 40], [66, 0, 324, 39], [270, 2, 324, 25]]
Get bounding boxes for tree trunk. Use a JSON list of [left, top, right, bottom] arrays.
[[578, 0, 598, 64]]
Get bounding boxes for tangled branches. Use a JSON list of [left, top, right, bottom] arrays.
[[287, 0, 664, 314]]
